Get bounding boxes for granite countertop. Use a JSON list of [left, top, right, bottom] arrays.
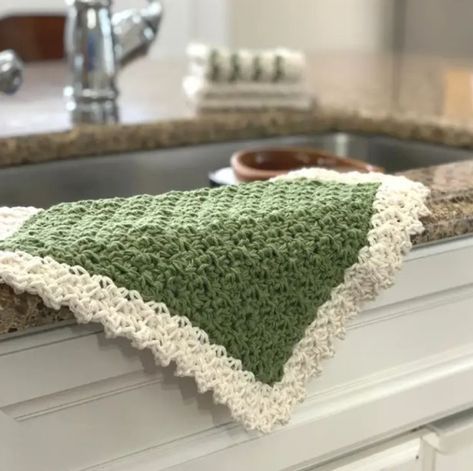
[[2, 52, 473, 336], [4, 53, 473, 164]]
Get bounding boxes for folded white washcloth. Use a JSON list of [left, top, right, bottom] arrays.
[[183, 75, 313, 111], [184, 43, 312, 110], [186, 43, 306, 84]]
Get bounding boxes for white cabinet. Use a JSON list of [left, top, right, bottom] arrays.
[[1, 238, 473, 470], [317, 436, 423, 471], [308, 409, 473, 471], [423, 409, 473, 471], [435, 447, 473, 471], [322, 409, 473, 471]]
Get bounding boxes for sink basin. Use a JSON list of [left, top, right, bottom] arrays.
[[1, 132, 473, 208]]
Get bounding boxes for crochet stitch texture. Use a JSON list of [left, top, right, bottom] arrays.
[[0, 169, 430, 432], [0, 180, 378, 384]]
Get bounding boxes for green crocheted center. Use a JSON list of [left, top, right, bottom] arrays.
[[0, 179, 379, 384]]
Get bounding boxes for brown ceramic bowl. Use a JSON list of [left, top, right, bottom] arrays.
[[230, 147, 383, 182]]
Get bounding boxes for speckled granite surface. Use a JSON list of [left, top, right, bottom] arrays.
[[2, 53, 473, 336], [401, 161, 473, 244], [3, 54, 473, 165], [0, 285, 74, 336]]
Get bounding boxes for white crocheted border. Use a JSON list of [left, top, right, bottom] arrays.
[[0, 169, 429, 433], [0, 207, 42, 240]]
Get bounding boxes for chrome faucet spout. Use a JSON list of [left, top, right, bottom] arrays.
[[65, 0, 163, 124]]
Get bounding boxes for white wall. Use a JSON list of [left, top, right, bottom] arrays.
[[402, 0, 473, 58], [0, 0, 201, 59], [0, 0, 60, 15], [0, 0, 395, 58], [227, 0, 395, 52]]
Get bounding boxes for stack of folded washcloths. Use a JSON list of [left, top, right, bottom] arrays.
[[183, 43, 312, 110]]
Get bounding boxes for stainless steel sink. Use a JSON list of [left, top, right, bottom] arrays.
[[1, 132, 473, 208]]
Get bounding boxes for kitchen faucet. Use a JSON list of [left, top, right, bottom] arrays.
[[64, 0, 163, 124], [0, 50, 22, 95]]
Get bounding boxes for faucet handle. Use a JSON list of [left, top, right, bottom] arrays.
[[0, 50, 23, 95], [141, 0, 163, 34], [112, 0, 163, 66]]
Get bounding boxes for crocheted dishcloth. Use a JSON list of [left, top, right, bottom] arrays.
[[0, 168, 430, 433]]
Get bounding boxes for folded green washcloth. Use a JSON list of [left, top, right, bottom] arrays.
[[0, 168, 429, 432]]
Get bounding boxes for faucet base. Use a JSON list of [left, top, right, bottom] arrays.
[[65, 89, 119, 125], [67, 100, 119, 125]]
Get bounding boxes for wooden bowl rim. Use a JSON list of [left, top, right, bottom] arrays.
[[231, 147, 383, 182]]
